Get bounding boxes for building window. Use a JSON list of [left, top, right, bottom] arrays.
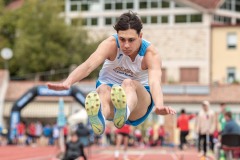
[[227, 67, 236, 83], [161, 16, 169, 23], [227, 33, 237, 49], [139, 1, 147, 9], [151, 1, 158, 8], [151, 16, 158, 24], [175, 15, 187, 23], [190, 14, 202, 22], [126, 2, 134, 9], [214, 15, 231, 24], [237, 18, 240, 24], [81, 4, 89, 11], [162, 0, 170, 8], [115, 2, 123, 10], [105, 18, 112, 25], [141, 16, 147, 24], [237, 0, 240, 12], [174, 2, 186, 8], [180, 68, 199, 83], [71, 4, 78, 11], [105, 3, 112, 10], [91, 18, 98, 26]]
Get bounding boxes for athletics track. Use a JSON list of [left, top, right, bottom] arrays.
[[0, 145, 214, 160]]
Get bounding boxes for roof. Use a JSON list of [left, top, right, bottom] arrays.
[[176, 0, 224, 12], [164, 84, 240, 104], [185, 0, 223, 9], [5, 80, 240, 104]]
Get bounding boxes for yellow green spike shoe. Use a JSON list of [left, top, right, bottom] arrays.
[[111, 85, 127, 129], [85, 91, 105, 135]]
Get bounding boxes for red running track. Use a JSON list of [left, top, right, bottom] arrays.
[[0, 145, 214, 160]]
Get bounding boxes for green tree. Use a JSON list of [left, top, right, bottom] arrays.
[[0, 0, 101, 80]]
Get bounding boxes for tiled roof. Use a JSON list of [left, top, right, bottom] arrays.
[[187, 0, 223, 9], [6, 0, 24, 10], [164, 84, 240, 104], [5, 80, 240, 104]]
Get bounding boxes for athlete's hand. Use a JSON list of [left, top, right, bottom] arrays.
[[47, 81, 71, 91], [154, 106, 176, 115]]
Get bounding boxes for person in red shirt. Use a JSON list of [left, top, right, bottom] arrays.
[[27, 122, 36, 145], [177, 109, 195, 150], [17, 121, 26, 145], [114, 124, 131, 160], [158, 125, 165, 146], [63, 125, 68, 143]]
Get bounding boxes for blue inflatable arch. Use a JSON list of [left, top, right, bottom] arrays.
[[8, 85, 86, 144]]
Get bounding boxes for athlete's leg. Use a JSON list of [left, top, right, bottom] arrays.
[[121, 79, 151, 121], [96, 84, 115, 120], [85, 84, 115, 135]]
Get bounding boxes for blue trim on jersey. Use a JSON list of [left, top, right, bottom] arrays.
[[113, 34, 120, 48], [138, 40, 150, 56], [95, 80, 154, 126]]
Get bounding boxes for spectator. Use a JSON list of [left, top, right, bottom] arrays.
[[43, 124, 52, 145], [218, 103, 231, 132], [27, 122, 36, 145], [63, 125, 68, 143], [76, 122, 90, 147], [105, 123, 112, 146], [35, 121, 43, 146], [214, 111, 240, 160], [114, 124, 131, 160], [147, 126, 155, 146], [17, 121, 26, 145], [196, 101, 216, 157], [134, 128, 143, 147], [177, 109, 195, 150], [158, 125, 165, 146], [53, 124, 60, 147], [63, 132, 87, 160], [222, 111, 240, 135]]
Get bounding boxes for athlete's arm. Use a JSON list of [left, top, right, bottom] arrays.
[[47, 36, 117, 90], [144, 46, 176, 115]]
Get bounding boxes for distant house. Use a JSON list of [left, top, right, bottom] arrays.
[[211, 25, 240, 84]]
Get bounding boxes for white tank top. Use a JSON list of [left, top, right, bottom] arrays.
[[98, 34, 150, 86]]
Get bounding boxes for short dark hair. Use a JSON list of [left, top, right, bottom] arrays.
[[113, 11, 143, 35], [224, 111, 232, 119], [220, 103, 226, 106], [181, 109, 185, 114]]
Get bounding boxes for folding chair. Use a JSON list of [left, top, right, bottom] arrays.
[[221, 134, 240, 159]]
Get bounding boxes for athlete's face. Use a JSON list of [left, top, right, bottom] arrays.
[[118, 29, 142, 57]]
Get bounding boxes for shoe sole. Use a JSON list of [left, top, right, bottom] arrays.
[[85, 91, 104, 135], [111, 85, 127, 129]]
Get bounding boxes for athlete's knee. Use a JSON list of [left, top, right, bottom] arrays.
[[121, 79, 136, 89], [96, 84, 111, 94]]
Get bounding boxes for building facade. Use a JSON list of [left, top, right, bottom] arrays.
[[63, 0, 240, 84], [211, 25, 240, 84]]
